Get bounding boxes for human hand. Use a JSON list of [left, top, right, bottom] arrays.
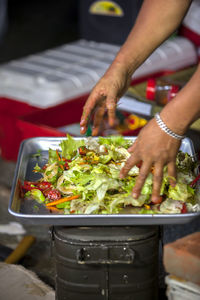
[[80, 62, 132, 136], [119, 118, 181, 203]]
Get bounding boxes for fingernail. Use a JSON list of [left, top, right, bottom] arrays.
[[109, 120, 115, 127], [80, 119, 84, 125], [80, 126, 85, 133], [151, 196, 157, 202], [132, 192, 138, 199]]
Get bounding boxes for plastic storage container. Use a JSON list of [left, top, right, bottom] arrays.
[[0, 37, 197, 160], [52, 226, 159, 300], [0, 38, 197, 109], [180, 0, 200, 46], [165, 275, 200, 300]]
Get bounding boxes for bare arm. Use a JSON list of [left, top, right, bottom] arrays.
[[120, 64, 200, 202], [79, 0, 197, 202], [115, 0, 192, 75], [80, 0, 192, 133]]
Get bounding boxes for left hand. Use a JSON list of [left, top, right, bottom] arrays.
[[119, 118, 181, 203]]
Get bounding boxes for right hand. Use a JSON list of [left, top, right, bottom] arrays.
[[80, 61, 132, 136]]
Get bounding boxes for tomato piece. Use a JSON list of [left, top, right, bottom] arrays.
[[43, 188, 52, 197], [46, 189, 61, 201], [64, 162, 69, 169], [62, 158, 71, 169], [22, 181, 37, 191], [36, 181, 52, 191], [181, 203, 187, 214]]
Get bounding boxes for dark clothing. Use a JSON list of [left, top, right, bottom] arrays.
[[0, 0, 7, 43]]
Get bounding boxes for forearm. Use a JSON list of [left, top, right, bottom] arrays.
[[112, 0, 192, 75], [160, 63, 200, 135]]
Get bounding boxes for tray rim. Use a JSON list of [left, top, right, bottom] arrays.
[[8, 136, 200, 225]]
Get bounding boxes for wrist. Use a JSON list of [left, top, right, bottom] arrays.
[[160, 110, 188, 136], [155, 113, 185, 140], [105, 58, 133, 81]]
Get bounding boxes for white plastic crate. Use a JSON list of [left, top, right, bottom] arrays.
[[165, 275, 200, 300], [183, 0, 200, 35], [0, 37, 197, 108]]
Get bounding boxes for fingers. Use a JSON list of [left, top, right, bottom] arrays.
[[92, 102, 106, 136], [80, 91, 105, 134], [132, 161, 152, 198], [151, 163, 164, 203], [167, 160, 177, 187], [120, 154, 140, 179], [128, 140, 138, 153], [106, 92, 117, 127]]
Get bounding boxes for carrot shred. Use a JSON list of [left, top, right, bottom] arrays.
[[47, 206, 60, 213], [56, 149, 64, 170], [46, 195, 80, 207], [56, 149, 61, 161]]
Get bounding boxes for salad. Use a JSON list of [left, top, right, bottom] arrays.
[[21, 135, 200, 215]]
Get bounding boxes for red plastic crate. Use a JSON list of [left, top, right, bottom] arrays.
[[0, 72, 173, 161], [0, 97, 39, 160], [14, 95, 87, 160]]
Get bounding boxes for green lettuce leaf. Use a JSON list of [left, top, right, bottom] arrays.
[[30, 189, 45, 203], [48, 149, 57, 164], [98, 136, 132, 149], [124, 194, 149, 207], [60, 134, 85, 159], [168, 182, 194, 203]]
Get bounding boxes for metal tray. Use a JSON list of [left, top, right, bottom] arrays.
[[9, 137, 200, 226]]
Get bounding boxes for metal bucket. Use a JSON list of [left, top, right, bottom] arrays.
[[52, 226, 159, 300]]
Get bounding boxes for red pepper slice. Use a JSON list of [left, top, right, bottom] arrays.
[[190, 173, 200, 187], [181, 203, 187, 214], [22, 181, 37, 191]]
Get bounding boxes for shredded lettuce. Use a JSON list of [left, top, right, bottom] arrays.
[[30, 134, 198, 214], [168, 181, 195, 203], [98, 136, 132, 149], [30, 189, 45, 203], [60, 134, 85, 159]]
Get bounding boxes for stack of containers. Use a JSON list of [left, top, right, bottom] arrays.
[[180, 0, 200, 47], [0, 37, 198, 160], [0, 37, 197, 109]]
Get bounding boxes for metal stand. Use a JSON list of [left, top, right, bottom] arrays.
[[51, 226, 160, 300]]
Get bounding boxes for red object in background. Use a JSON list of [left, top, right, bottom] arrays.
[[0, 97, 39, 160], [146, 78, 180, 106], [180, 25, 200, 46], [146, 78, 156, 101], [0, 70, 183, 161], [15, 95, 88, 160]]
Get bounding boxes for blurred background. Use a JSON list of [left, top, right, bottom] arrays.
[[0, 1, 200, 300]]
